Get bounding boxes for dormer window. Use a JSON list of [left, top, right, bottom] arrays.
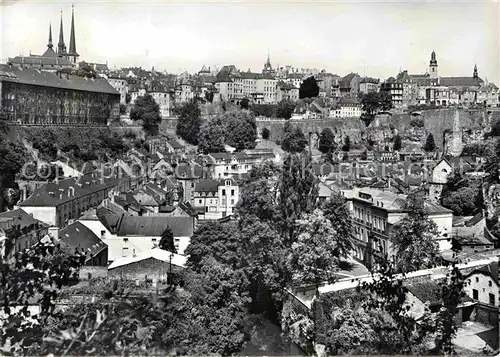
[[225, 180, 231, 186]]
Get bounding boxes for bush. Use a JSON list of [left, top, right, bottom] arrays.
[[410, 118, 424, 128]]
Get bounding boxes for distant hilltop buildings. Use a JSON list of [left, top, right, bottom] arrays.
[[381, 51, 499, 108], [8, 6, 80, 71]]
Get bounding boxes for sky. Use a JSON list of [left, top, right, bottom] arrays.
[[1, 0, 499, 84]]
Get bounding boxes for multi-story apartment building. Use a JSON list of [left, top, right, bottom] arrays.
[[0, 64, 120, 125], [206, 151, 275, 179], [192, 179, 239, 220], [215, 68, 278, 104], [380, 77, 403, 108], [107, 75, 129, 104], [349, 188, 453, 270], [329, 97, 362, 118], [277, 82, 300, 102], [359, 77, 379, 94]]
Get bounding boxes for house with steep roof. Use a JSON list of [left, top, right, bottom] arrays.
[[17, 172, 121, 227], [0, 208, 49, 256], [78, 211, 194, 262], [339, 73, 360, 98], [108, 248, 186, 283], [57, 221, 108, 266], [193, 178, 239, 220], [464, 261, 499, 307]]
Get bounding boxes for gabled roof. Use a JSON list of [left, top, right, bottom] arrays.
[[108, 248, 187, 270], [19, 172, 118, 207], [8, 55, 73, 67], [0, 64, 119, 95], [466, 261, 499, 285], [116, 216, 194, 237], [405, 281, 442, 305], [0, 208, 47, 230], [195, 179, 219, 192], [59, 221, 107, 260], [440, 77, 483, 87]]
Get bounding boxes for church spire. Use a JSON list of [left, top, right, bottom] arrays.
[[48, 23, 53, 48], [67, 4, 79, 63], [473, 64, 478, 79], [57, 10, 66, 56]]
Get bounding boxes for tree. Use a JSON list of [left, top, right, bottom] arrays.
[[281, 123, 308, 153], [197, 117, 226, 153], [423, 133, 436, 152], [276, 99, 296, 120], [224, 111, 257, 151], [204, 89, 214, 103], [440, 171, 483, 216], [119, 103, 127, 115], [318, 128, 336, 154], [240, 98, 250, 109], [1, 234, 85, 355], [186, 221, 243, 272], [299, 76, 319, 99], [159, 227, 176, 253], [287, 209, 342, 286], [393, 134, 402, 151], [0, 138, 27, 211], [261, 127, 270, 140], [361, 92, 393, 117], [341, 136, 351, 152], [391, 196, 440, 273], [176, 100, 202, 145], [130, 94, 161, 136], [360, 92, 380, 117], [250, 104, 277, 118], [125, 92, 131, 104], [321, 192, 353, 259]]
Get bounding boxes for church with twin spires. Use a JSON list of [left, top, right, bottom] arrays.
[[7, 5, 80, 71]]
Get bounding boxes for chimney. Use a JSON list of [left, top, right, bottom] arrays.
[[48, 226, 59, 240], [101, 230, 106, 240], [68, 186, 75, 197]]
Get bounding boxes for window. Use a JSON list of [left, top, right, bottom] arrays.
[[231, 189, 235, 196], [473, 289, 478, 300], [490, 293, 495, 305], [476, 277, 479, 283], [222, 189, 226, 196], [122, 247, 129, 257], [489, 281, 493, 287]]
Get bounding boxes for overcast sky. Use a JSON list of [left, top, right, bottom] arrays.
[[1, 0, 499, 83]]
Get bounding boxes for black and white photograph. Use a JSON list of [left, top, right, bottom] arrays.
[[0, 0, 500, 355]]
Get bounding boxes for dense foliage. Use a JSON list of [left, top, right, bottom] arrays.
[[276, 99, 296, 120], [176, 100, 202, 145], [318, 128, 336, 154], [393, 134, 402, 151], [360, 92, 393, 117], [281, 122, 308, 153], [424, 133, 436, 152], [299, 76, 319, 99], [22, 127, 126, 162], [250, 104, 277, 118], [261, 127, 270, 140], [159, 227, 176, 253], [391, 196, 440, 273], [198, 111, 257, 152], [440, 170, 483, 216], [130, 94, 162, 136]]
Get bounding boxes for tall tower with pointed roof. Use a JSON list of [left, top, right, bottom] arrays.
[[262, 52, 274, 74], [429, 50, 438, 79], [57, 10, 67, 57], [473, 64, 478, 80], [67, 5, 79, 63], [42, 23, 57, 57]]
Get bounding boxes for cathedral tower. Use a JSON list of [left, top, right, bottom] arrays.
[[429, 50, 438, 79], [57, 10, 67, 57], [67, 5, 79, 63]]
